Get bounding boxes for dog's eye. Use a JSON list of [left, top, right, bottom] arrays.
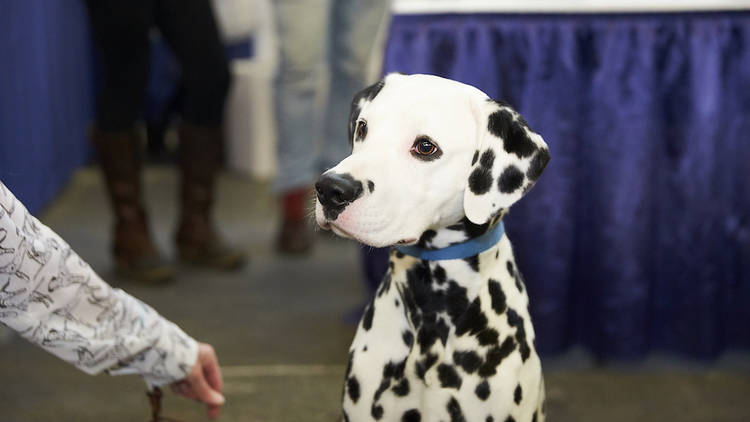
[[411, 137, 440, 158], [357, 121, 367, 139]]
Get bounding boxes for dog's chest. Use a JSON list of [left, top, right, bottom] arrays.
[[342, 238, 544, 422]]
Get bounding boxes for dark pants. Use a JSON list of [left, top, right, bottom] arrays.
[[85, 0, 230, 131]]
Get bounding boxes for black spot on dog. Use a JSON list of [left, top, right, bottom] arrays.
[[514, 384, 522, 404], [469, 167, 493, 195], [438, 363, 462, 389], [453, 350, 482, 374], [498, 165, 524, 193], [362, 303, 374, 330], [526, 148, 550, 181], [488, 279, 507, 314], [505, 417, 516, 422], [487, 109, 514, 139], [347, 376, 360, 403], [402, 409, 421, 422], [532, 411, 538, 422], [447, 397, 467, 422], [395, 299, 400, 307], [374, 378, 391, 401], [417, 229, 437, 247], [395, 250, 405, 258], [475, 380, 491, 400], [471, 150, 479, 165], [506, 261, 515, 277], [488, 108, 537, 158], [479, 337, 516, 377], [345, 351, 354, 378], [377, 273, 392, 297], [417, 319, 449, 354], [507, 308, 530, 361], [383, 359, 407, 380], [486, 417, 494, 422], [464, 255, 479, 272], [403, 330, 414, 347], [515, 276, 524, 293], [496, 250, 499, 259], [455, 299, 488, 337], [371, 404, 384, 420], [477, 328, 500, 346], [363, 345, 368, 352], [480, 149, 495, 169], [393, 378, 410, 396], [368, 180, 375, 193], [433, 265, 447, 285], [415, 353, 438, 380]]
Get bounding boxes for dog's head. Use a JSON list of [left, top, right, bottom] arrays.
[[315, 74, 550, 247]]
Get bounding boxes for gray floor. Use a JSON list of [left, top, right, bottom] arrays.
[[1, 167, 748, 422]]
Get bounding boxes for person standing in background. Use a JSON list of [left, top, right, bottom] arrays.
[[85, 0, 245, 282], [272, 0, 390, 254]]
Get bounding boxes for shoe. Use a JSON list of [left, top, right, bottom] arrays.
[[176, 123, 246, 270], [276, 187, 314, 255], [91, 127, 174, 283]]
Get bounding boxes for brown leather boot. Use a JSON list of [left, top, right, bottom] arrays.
[[176, 123, 246, 270], [92, 127, 175, 283], [276, 187, 314, 255]]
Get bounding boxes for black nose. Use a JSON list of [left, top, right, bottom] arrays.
[[315, 173, 363, 210]]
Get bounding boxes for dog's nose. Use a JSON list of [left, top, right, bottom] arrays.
[[315, 173, 363, 210]]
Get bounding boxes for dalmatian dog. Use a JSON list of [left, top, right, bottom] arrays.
[[315, 74, 550, 422]]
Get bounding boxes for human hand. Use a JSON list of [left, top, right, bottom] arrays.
[[170, 343, 225, 419]]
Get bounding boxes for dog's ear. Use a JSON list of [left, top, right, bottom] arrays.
[[348, 78, 386, 144], [463, 99, 550, 225]]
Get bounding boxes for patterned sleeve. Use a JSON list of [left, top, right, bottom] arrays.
[[0, 182, 198, 387]]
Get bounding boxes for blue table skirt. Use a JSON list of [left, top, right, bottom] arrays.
[[0, 1, 95, 213], [383, 12, 750, 359]]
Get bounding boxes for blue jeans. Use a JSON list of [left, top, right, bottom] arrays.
[[272, 0, 389, 193]]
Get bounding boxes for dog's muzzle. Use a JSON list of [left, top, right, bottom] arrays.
[[315, 173, 363, 220]]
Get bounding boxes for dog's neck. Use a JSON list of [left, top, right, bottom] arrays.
[[415, 213, 506, 250]]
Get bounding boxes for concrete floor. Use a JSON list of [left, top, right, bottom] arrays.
[[1, 167, 748, 422]]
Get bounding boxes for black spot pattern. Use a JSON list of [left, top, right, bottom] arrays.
[[477, 328, 500, 346], [403, 330, 414, 347], [471, 150, 479, 165], [487, 107, 537, 158], [469, 167, 493, 195], [368, 180, 375, 193], [362, 303, 374, 330], [507, 308, 531, 361], [475, 380, 491, 400], [486, 417, 494, 422], [479, 337, 516, 377], [415, 353, 438, 380], [464, 255, 480, 272], [447, 397, 467, 422], [371, 404, 384, 420], [506, 261, 515, 277], [480, 149, 495, 169], [488, 279, 507, 314], [438, 363, 462, 389], [514, 384, 522, 404], [402, 409, 421, 422], [392, 378, 410, 396], [498, 165, 524, 194], [347, 376, 360, 403], [453, 350, 482, 373], [417, 229, 437, 248], [455, 299, 488, 337], [505, 417, 516, 422], [526, 148, 550, 181]]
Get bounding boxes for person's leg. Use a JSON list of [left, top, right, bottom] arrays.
[[273, 0, 331, 254], [85, 0, 174, 282], [154, 0, 244, 269], [154, 0, 245, 269], [319, 0, 389, 171]]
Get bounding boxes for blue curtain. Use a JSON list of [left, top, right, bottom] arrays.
[[0, 1, 95, 214], [383, 12, 750, 359]]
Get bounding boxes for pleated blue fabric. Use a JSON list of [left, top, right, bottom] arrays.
[[383, 12, 750, 359]]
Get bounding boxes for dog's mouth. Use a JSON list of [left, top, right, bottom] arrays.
[[321, 221, 416, 246]]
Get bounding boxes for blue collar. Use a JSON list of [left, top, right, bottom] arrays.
[[395, 222, 505, 260]]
